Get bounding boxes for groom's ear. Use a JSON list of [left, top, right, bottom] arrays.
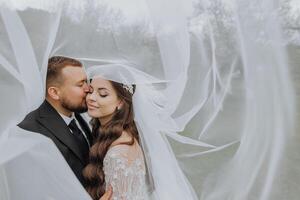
[[47, 86, 60, 100]]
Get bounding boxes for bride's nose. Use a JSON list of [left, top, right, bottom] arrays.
[[87, 89, 96, 102]]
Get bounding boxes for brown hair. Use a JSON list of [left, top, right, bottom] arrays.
[[83, 82, 138, 200], [46, 56, 82, 93]]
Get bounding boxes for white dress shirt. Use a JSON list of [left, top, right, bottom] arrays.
[[58, 112, 90, 147]]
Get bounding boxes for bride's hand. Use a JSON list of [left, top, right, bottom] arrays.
[[99, 185, 113, 200]]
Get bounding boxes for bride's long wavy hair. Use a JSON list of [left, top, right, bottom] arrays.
[[83, 81, 138, 200]]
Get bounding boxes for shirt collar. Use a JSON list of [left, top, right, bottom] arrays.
[[59, 112, 75, 125]]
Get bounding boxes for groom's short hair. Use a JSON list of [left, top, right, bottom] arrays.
[[46, 56, 82, 91]]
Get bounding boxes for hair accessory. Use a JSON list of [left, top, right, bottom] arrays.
[[122, 84, 134, 95]]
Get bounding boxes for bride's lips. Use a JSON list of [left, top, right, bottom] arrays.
[[87, 103, 99, 110]]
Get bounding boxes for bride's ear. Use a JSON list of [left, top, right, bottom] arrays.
[[117, 100, 124, 110], [47, 86, 60, 100]]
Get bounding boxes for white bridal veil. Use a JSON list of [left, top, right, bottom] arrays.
[[0, 0, 299, 200]]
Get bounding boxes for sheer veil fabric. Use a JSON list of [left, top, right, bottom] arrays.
[[0, 0, 299, 200]]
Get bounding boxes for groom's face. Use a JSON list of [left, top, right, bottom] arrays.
[[59, 66, 89, 113]]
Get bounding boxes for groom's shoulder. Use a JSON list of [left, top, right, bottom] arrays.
[[18, 105, 41, 131]]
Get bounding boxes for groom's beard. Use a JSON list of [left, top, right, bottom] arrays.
[[61, 97, 88, 113]]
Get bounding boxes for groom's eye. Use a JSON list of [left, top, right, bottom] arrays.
[[77, 82, 84, 87], [77, 80, 87, 87]]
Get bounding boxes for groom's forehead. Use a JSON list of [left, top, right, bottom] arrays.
[[61, 65, 87, 80]]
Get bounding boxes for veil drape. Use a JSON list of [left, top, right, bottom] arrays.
[[0, 0, 299, 199]]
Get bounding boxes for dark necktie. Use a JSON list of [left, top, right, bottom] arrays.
[[68, 119, 89, 153]]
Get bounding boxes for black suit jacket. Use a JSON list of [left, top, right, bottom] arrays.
[[18, 100, 93, 186]]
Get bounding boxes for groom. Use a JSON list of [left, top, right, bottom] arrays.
[[18, 56, 112, 199]]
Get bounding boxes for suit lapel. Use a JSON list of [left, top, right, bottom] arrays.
[[37, 101, 86, 164]]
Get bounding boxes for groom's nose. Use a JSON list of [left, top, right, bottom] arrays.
[[83, 83, 90, 93]]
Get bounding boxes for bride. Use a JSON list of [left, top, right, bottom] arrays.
[[81, 65, 198, 200], [83, 76, 148, 200]]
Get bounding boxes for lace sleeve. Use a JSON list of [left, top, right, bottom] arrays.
[[103, 145, 147, 200]]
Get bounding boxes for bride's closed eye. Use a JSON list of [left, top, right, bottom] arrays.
[[98, 90, 108, 97], [98, 88, 109, 97], [99, 94, 108, 98]]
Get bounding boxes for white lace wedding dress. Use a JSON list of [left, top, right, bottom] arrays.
[[103, 143, 149, 200]]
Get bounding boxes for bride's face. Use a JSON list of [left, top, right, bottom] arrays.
[[86, 77, 121, 123]]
